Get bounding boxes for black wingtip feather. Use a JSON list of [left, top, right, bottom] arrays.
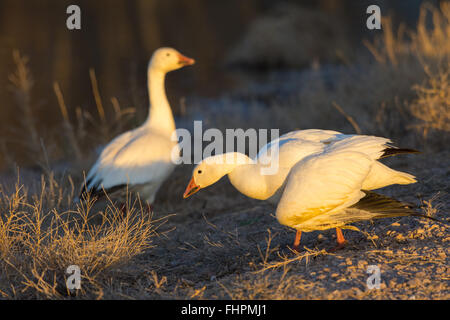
[[78, 182, 128, 202], [78, 177, 101, 201], [381, 147, 420, 158], [409, 213, 444, 223], [355, 191, 446, 224]]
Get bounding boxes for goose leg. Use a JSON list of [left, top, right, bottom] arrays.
[[292, 230, 302, 253], [329, 228, 347, 252], [336, 228, 347, 246]]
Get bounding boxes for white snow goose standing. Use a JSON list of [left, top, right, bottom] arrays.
[[183, 129, 436, 251], [79, 47, 195, 206]]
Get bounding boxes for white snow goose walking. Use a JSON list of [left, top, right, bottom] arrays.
[[183, 129, 436, 251], [79, 47, 195, 206]]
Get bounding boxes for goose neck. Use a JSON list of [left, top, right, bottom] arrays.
[[145, 67, 175, 134], [227, 157, 271, 200]]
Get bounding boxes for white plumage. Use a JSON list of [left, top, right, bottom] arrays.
[[184, 129, 419, 250], [80, 48, 195, 204], [276, 150, 376, 231]]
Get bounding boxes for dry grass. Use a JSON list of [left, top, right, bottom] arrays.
[[365, 3, 450, 66], [1, 51, 137, 171], [0, 173, 162, 299], [7, 51, 42, 164], [363, 3, 450, 142], [410, 67, 450, 137]]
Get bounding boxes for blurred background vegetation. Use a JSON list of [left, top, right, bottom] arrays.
[[0, 0, 446, 169]]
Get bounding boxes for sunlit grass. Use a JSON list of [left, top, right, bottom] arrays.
[[411, 67, 450, 136], [364, 3, 450, 141], [0, 173, 163, 299]]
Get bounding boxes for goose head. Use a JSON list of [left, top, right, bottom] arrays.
[[183, 162, 222, 198], [150, 47, 195, 73], [183, 154, 250, 198]]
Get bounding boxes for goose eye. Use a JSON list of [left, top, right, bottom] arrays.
[[166, 53, 171, 57], [198, 170, 202, 174]]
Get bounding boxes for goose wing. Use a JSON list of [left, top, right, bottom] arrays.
[[279, 129, 342, 142], [325, 135, 392, 160], [255, 129, 342, 167], [81, 128, 176, 198], [255, 130, 388, 168], [275, 150, 373, 231]]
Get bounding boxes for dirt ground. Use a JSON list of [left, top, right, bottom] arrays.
[[96, 150, 449, 300]]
